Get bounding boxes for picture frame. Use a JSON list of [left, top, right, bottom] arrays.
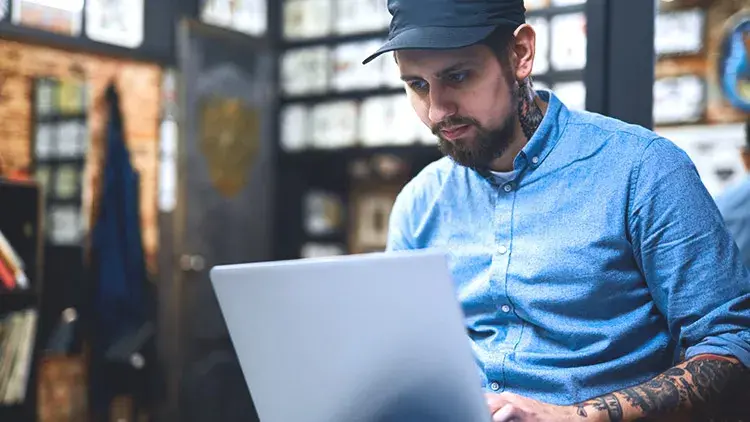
[[654, 8, 706, 56], [653, 74, 706, 126], [348, 188, 398, 254], [85, 0, 144, 48], [201, 0, 268, 37], [12, 0, 83, 37], [281, 47, 330, 96], [550, 12, 587, 71]]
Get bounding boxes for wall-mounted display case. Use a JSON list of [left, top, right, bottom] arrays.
[[272, 0, 610, 261]]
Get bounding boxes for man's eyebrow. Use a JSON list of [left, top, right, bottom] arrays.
[[435, 61, 473, 78], [399, 61, 475, 81]]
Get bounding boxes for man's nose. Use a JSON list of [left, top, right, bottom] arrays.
[[428, 86, 457, 125]]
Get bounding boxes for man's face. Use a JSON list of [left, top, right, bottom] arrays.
[[396, 45, 518, 169]]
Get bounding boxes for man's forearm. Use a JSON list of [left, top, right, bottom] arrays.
[[572, 354, 748, 422]]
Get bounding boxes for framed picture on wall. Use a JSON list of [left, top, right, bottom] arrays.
[[349, 189, 398, 254], [303, 190, 344, 236], [280, 104, 310, 152], [331, 40, 384, 92], [552, 80, 586, 111], [334, 0, 389, 34], [85, 0, 144, 48], [655, 8, 706, 56], [653, 74, 706, 125], [201, 0, 267, 36], [281, 47, 329, 96], [550, 12, 587, 71], [310, 100, 358, 149], [283, 0, 332, 39], [12, 0, 83, 36]]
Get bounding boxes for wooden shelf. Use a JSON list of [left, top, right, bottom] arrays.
[[280, 144, 442, 162], [301, 232, 347, 243], [282, 29, 389, 50], [0, 402, 26, 412], [0, 402, 34, 422], [0, 20, 172, 65], [0, 291, 38, 313], [34, 113, 88, 123], [278, 4, 586, 51], [526, 4, 587, 18], [281, 86, 406, 104], [532, 69, 586, 85]]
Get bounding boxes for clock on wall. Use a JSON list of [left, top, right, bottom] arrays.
[[717, 8, 750, 113]]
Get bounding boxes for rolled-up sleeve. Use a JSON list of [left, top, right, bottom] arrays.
[[628, 137, 750, 368]]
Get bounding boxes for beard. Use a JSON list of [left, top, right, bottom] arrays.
[[434, 81, 519, 170]]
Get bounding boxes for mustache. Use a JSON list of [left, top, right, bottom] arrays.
[[431, 116, 480, 135]]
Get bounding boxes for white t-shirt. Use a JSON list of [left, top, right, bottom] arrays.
[[490, 170, 516, 185]]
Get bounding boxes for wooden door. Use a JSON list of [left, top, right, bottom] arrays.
[[162, 19, 276, 422]]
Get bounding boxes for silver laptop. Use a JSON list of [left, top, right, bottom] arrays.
[[210, 248, 491, 422]]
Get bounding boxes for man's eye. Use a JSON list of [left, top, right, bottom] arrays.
[[447, 71, 468, 83], [407, 80, 429, 92]]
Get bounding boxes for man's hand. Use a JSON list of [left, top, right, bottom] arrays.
[[486, 392, 583, 422], [484, 354, 748, 421]]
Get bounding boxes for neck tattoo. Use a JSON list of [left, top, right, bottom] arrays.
[[517, 79, 544, 141]]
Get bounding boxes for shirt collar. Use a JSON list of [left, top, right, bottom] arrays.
[[474, 89, 571, 183], [518, 89, 569, 171]]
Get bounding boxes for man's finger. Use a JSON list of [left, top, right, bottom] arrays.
[[492, 404, 521, 422], [486, 394, 510, 414]]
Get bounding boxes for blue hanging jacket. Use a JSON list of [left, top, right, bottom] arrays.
[[91, 83, 147, 353]]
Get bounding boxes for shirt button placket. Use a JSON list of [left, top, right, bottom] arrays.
[[492, 176, 517, 393]]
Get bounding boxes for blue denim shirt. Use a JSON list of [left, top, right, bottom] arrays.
[[716, 176, 750, 270], [385, 90, 750, 405]]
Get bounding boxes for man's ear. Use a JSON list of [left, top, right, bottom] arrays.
[[742, 149, 750, 172], [512, 24, 536, 81]]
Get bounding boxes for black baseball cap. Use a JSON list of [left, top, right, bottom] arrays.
[[362, 0, 527, 65]]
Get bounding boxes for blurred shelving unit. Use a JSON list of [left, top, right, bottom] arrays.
[[651, 0, 750, 198], [271, 0, 594, 261], [0, 178, 45, 422]]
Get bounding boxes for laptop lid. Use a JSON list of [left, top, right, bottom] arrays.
[[210, 249, 490, 422]]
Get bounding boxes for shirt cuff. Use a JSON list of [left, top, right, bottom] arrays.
[[685, 332, 750, 369]]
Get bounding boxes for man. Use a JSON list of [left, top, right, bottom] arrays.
[[362, 1, 750, 421], [716, 119, 750, 270]]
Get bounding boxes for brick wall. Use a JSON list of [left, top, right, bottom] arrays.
[[0, 39, 162, 274]]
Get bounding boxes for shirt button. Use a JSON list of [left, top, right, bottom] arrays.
[[498, 245, 508, 255], [531, 156, 539, 164], [503, 184, 513, 192], [490, 381, 501, 391], [501, 305, 512, 313]]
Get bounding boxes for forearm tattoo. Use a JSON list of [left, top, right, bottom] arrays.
[[517, 78, 544, 141], [576, 394, 623, 421], [574, 356, 749, 421]]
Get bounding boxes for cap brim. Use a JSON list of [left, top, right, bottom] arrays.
[[362, 25, 497, 65]]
